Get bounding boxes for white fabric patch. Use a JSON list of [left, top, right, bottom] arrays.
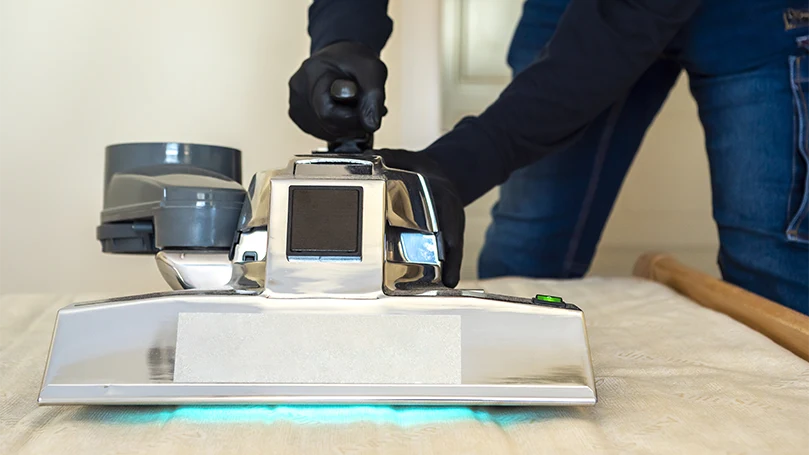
[[173, 313, 462, 384]]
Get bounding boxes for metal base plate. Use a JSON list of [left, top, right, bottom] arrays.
[[38, 291, 597, 406]]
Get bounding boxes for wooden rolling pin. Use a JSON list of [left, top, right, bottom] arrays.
[[633, 252, 809, 362]]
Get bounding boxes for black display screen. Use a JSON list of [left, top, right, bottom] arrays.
[[287, 186, 362, 256]]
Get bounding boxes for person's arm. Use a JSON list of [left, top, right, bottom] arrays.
[[308, 0, 393, 54], [423, 0, 702, 205], [289, 0, 393, 143]]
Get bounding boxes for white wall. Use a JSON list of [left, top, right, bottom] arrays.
[[0, 0, 718, 296]]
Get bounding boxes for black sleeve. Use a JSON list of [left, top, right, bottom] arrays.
[[308, 0, 393, 54], [423, 0, 702, 205]]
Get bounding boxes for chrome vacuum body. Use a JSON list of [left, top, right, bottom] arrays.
[[38, 141, 596, 406]]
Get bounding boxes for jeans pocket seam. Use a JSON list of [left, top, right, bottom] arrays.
[[787, 54, 809, 244]]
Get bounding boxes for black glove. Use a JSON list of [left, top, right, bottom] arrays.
[[375, 149, 465, 289], [289, 41, 388, 142]]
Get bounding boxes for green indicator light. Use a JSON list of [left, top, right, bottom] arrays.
[[535, 294, 563, 303]]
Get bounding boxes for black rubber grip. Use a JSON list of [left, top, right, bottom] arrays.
[[330, 79, 358, 102]]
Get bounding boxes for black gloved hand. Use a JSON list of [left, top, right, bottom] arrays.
[[374, 149, 465, 289], [289, 41, 388, 142]]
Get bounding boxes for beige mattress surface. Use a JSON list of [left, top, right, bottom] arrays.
[[2, 277, 808, 454]]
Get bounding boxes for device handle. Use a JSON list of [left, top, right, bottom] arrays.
[[326, 79, 374, 153]]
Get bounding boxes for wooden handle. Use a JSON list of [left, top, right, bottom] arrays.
[[633, 252, 809, 361]]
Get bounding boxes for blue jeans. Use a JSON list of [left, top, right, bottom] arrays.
[[478, 0, 809, 315]]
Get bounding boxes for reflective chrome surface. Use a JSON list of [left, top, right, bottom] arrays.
[[228, 154, 445, 296], [293, 157, 375, 177], [384, 170, 438, 233], [383, 263, 442, 293], [237, 169, 274, 232], [40, 150, 598, 406], [38, 292, 596, 406], [386, 230, 441, 266], [263, 170, 387, 298], [155, 251, 234, 291], [232, 230, 268, 263]]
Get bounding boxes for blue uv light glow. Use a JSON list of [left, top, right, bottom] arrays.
[[118, 405, 506, 427]]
